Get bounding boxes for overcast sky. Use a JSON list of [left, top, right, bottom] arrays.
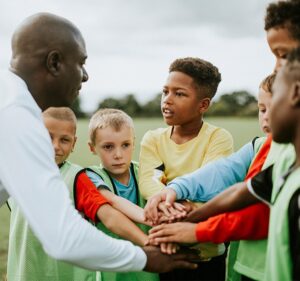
[[0, 0, 275, 112]]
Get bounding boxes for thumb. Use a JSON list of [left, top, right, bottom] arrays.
[[171, 260, 198, 270], [165, 190, 176, 207]]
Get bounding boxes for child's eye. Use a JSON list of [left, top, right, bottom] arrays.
[[259, 108, 266, 114], [122, 143, 131, 148], [176, 92, 185, 97], [162, 89, 168, 96], [62, 138, 71, 143], [103, 145, 113, 150]]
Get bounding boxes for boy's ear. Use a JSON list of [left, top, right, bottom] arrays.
[[88, 142, 96, 154], [46, 50, 62, 76], [198, 98, 211, 113], [72, 136, 77, 152], [290, 81, 300, 107]]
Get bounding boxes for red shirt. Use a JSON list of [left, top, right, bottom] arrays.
[[74, 172, 110, 222], [195, 135, 272, 242]]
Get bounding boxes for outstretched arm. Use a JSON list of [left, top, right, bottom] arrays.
[[185, 181, 259, 223], [99, 189, 152, 225], [96, 204, 149, 246], [148, 202, 269, 245]]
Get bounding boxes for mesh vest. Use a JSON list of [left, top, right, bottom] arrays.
[[87, 162, 159, 281], [7, 161, 97, 281], [264, 148, 297, 281], [234, 142, 293, 280]]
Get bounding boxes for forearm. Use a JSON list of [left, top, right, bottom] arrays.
[[195, 203, 269, 243], [185, 181, 259, 223], [97, 205, 148, 246], [100, 189, 146, 224], [168, 142, 254, 202]]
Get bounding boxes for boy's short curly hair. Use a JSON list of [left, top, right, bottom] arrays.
[[264, 0, 300, 41], [169, 57, 221, 99]]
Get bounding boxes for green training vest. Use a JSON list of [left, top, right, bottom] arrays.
[[264, 151, 298, 281], [226, 137, 266, 281], [87, 162, 159, 281], [234, 143, 294, 280], [7, 161, 97, 281]]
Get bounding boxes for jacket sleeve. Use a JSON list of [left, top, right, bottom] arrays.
[[168, 142, 254, 201], [0, 106, 146, 272], [195, 203, 269, 243]]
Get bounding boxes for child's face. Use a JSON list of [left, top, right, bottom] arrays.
[[161, 71, 209, 126], [267, 27, 299, 71], [269, 69, 294, 143], [258, 88, 272, 134], [89, 125, 134, 180], [43, 117, 77, 165]]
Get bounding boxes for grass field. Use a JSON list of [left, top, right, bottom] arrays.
[[0, 117, 262, 279]]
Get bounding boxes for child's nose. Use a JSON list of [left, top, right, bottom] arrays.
[[162, 93, 173, 104], [114, 149, 122, 159]]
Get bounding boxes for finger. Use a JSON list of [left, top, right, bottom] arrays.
[[165, 191, 176, 207], [146, 198, 161, 222], [173, 260, 198, 270], [149, 224, 165, 234], [158, 203, 172, 217], [160, 243, 168, 254], [173, 202, 186, 211], [152, 237, 176, 244]]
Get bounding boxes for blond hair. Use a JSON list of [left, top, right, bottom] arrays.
[[43, 107, 77, 130], [259, 73, 276, 95], [89, 108, 134, 144]]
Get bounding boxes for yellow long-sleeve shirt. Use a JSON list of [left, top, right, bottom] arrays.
[[139, 122, 234, 200]]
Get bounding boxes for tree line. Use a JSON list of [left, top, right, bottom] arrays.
[[71, 90, 258, 118]]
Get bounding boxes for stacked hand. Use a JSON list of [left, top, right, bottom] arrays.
[[144, 189, 198, 255]]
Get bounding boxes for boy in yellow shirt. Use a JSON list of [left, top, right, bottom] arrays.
[[139, 57, 233, 281]]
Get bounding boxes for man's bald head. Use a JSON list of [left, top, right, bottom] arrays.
[[12, 13, 83, 64], [10, 13, 88, 110]]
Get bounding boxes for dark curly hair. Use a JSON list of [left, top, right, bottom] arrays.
[[264, 0, 300, 41], [169, 57, 221, 99]]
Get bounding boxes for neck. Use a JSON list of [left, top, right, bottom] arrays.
[[111, 169, 130, 185], [11, 67, 47, 111], [171, 119, 203, 144]]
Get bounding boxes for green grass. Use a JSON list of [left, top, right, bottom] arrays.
[[0, 117, 262, 278]]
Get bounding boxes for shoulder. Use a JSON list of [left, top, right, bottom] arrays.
[[203, 122, 233, 146], [203, 122, 232, 138], [141, 127, 170, 144]]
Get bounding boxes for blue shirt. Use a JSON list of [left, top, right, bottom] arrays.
[[86, 169, 138, 204], [167, 141, 255, 202]]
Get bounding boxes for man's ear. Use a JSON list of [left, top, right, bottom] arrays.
[[46, 50, 62, 76], [290, 81, 300, 107], [198, 98, 211, 113]]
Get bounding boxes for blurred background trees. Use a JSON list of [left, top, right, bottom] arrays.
[[72, 90, 258, 118]]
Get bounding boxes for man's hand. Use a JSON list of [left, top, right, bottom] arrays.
[[144, 188, 178, 224], [148, 222, 198, 244], [143, 245, 198, 273]]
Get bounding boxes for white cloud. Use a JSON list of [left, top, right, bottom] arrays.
[[0, 0, 274, 111]]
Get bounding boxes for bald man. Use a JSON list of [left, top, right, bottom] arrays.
[[0, 13, 197, 273]]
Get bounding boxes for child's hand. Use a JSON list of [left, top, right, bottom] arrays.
[[148, 222, 198, 244], [157, 201, 187, 222], [160, 242, 179, 255], [144, 189, 178, 224]]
